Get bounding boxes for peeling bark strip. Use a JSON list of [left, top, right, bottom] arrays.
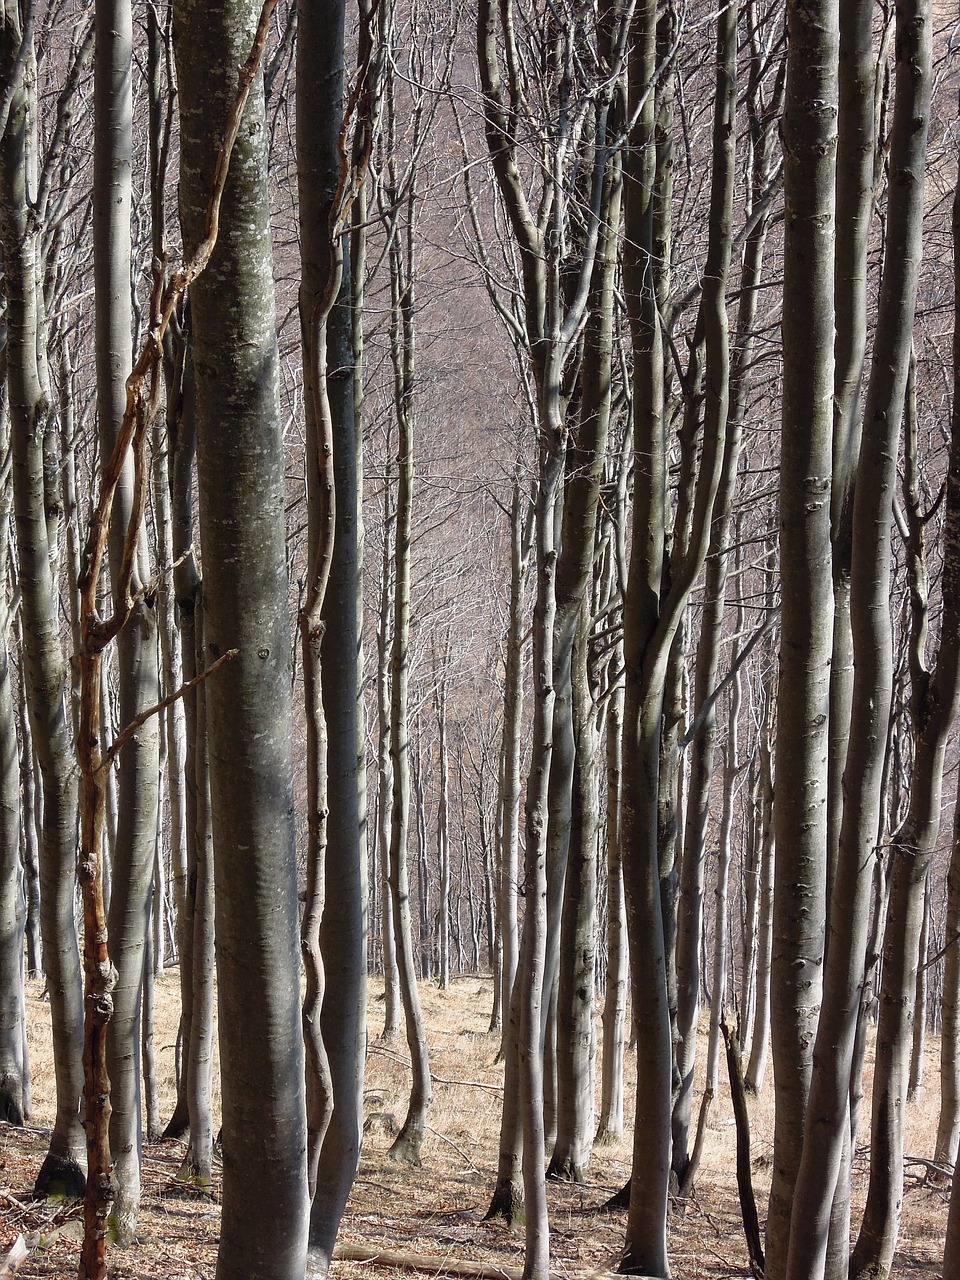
[[74, 6, 277, 1277]]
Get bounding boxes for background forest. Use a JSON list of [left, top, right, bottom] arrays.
[[0, 0, 959, 1278]]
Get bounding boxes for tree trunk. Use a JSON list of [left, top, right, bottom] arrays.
[[766, 0, 839, 1267], [177, 606, 215, 1192], [935, 786, 960, 1167], [784, 0, 930, 1273], [0, 4, 86, 1199], [173, 2, 310, 1273], [383, 137, 432, 1164], [907, 873, 930, 1103], [549, 601, 599, 1182], [494, 473, 530, 1053], [597, 672, 627, 1144], [744, 725, 774, 1096], [94, 0, 162, 1239], [0, 406, 24, 1127], [851, 193, 959, 1280]]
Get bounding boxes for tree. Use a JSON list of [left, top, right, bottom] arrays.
[[0, 0, 88, 1200], [0, 405, 25, 1126], [765, 0, 838, 1271], [297, 0, 373, 1258], [173, 2, 309, 1275], [93, 0, 162, 1238], [785, 0, 932, 1270]]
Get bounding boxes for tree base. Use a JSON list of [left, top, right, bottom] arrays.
[[387, 1121, 424, 1167], [484, 1177, 524, 1228], [546, 1155, 584, 1183], [0, 1086, 24, 1126], [162, 1100, 190, 1141], [599, 1178, 630, 1213], [33, 1150, 86, 1201]]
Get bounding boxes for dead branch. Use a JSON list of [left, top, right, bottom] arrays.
[[332, 1243, 618, 1280], [102, 648, 238, 770]]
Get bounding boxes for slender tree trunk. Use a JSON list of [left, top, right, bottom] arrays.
[[935, 786, 960, 1167], [852, 227, 960, 1280], [383, 158, 432, 1165], [0, 408, 24, 1126], [766, 0, 839, 1266], [494, 473, 530, 1053], [0, 5, 86, 1199], [549, 601, 599, 1182], [17, 669, 41, 981], [744, 726, 774, 1096], [298, 0, 369, 1258], [162, 339, 200, 1143], [784, 0, 930, 1272], [177, 606, 215, 1192], [907, 873, 930, 1103], [597, 672, 627, 1143], [672, 57, 776, 1179], [94, 0, 162, 1239], [376, 483, 401, 1042]]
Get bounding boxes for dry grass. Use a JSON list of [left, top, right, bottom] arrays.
[[0, 972, 952, 1278]]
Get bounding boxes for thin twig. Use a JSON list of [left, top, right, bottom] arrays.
[[424, 1126, 481, 1173]]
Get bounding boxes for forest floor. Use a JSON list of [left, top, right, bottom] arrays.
[[0, 972, 952, 1278]]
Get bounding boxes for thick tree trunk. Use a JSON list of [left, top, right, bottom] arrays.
[[173, 2, 310, 1274]]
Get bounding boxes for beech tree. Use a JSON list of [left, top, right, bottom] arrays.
[[0, 0, 88, 1200], [173, 1, 309, 1275]]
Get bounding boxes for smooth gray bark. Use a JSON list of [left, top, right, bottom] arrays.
[[94, 0, 162, 1239], [298, 0, 367, 1256], [173, 2, 309, 1274], [0, 3, 85, 1198], [0, 406, 24, 1126], [786, 0, 931, 1272], [766, 0, 838, 1268], [936, 787, 960, 1167]]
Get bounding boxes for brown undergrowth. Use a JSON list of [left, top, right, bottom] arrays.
[[0, 973, 950, 1278]]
